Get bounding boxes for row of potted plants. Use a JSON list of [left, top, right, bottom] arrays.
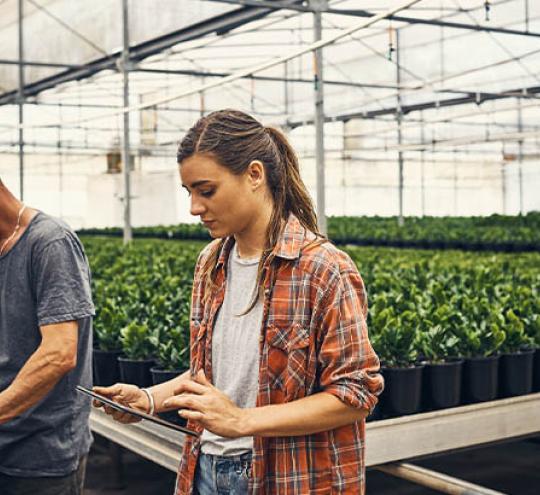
[[369, 306, 538, 420], [350, 246, 540, 419], [328, 213, 540, 251], [87, 239, 201, 389], [82, 238, 540, 421], [77, 212, 540, 252]]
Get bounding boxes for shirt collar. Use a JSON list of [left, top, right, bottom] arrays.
[[215, 213, 308, 268], [272, 213, 307, 260]]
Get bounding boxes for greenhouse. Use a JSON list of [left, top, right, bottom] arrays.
[[0, 1, 538, 494]]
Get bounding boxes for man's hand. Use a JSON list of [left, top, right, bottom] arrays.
[[92, 384, 149, 424], [163, 370, 246, 438]]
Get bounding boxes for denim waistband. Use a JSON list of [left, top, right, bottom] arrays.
[[195, 451, 252, 494], [199, 451, 252, 464]]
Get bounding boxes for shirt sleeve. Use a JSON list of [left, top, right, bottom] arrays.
[[33, 233, 95, 326], [315, 261, 384, 414]]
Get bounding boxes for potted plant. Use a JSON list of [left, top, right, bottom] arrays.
[[93, 301, 126, 387], [415, 303, 463, 411], [456, 298, 506, 404], [498, 309, 535, 398], [150, 328, 190, 385], [118, 321, 157, 388], [372, 308, 423, 418], [148, 327, 190, 425], [143, 292, 191, 385], [525, 314, 540, 392]]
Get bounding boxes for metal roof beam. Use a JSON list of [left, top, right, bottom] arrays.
[[0, 60, 469, 94], [0, 59, 81, 69], [210, 0, 540, 38], [287, 85, 540, 128], [135, 66, 400, 90], [0, 0, 303, 105]]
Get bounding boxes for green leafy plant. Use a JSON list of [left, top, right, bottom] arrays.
[[81, 236, 540, 373], [79, 212, 540, 252], [120, 322, 158, 360], [371, 308, 418, 368], [155, 327, 189, 371], [525, 314, 540, 347], [93, 301, 126, 351], [500, 309, 534, 353], [453, 298, 506, 358], [415, 325, 460, 364]]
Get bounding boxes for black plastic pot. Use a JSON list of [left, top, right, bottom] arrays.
[[379, 365, 424, 418], [533, 348, 540, 393], [462, 355, 499, 404], [118, 357, 155, 388], [150, 366, 189, 426], [422, 359, 463, 411], [499, 349, 535, 398], [93, 349, 123, 387], [150, 366, 187, 385], [366, 404, 382, 422]]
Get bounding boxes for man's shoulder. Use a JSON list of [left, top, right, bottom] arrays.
[[28, 212, 77, 246]]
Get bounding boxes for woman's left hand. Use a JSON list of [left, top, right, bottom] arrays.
[[163, 370, 248, 438]]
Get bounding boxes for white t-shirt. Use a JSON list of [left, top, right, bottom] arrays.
[[200, 243, 263, 456]]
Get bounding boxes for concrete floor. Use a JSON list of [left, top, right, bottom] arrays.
[[84, 436, 540, 494]]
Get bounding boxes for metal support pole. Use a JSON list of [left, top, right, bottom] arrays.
[[453, 149, 458, 216], [396, 29, 404, 226], [501, 161, 506, 214], [284, 60, 289, 115], [57, 125, 63, 218], [200, 87, 205, 117], [121, 0, 132, 243], [420, 111, 425, 217], [18, 0, 24, 200], [311, 0, 327, 235], [376, 462, 506, 495], [517, 97, 524, 215], [525, 0, 530, 32], [439, 3, 445, 86]]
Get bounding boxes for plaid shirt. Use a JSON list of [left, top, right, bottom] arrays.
[[176, 214, 383, 494]]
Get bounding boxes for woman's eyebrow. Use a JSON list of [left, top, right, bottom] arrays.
[[182, 180, 212, 190]]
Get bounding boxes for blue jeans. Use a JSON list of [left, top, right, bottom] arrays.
[[194, 452, 251, 495]]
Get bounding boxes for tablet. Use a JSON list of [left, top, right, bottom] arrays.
[[76, 385, 199, 437]]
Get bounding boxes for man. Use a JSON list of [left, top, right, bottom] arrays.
[[0, 177, 94, 495]]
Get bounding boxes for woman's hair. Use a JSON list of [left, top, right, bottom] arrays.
[[177, 109, 322, 309]]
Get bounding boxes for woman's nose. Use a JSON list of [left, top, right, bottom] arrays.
[[190, 196, 205, 216]]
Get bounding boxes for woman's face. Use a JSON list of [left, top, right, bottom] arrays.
[[180, 153, 265, 239]]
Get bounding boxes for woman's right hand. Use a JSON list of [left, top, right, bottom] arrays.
[[92, 384, 150, 424]]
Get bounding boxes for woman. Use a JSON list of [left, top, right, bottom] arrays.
[[94, 109, 383, 494]]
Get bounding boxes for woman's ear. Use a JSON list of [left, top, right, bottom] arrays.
[[246, 160, 265, 190]]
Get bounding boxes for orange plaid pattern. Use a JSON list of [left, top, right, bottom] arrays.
[[176, 214, 383, 494]]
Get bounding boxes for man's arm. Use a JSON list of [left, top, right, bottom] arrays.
[[0, 321, 78, 424]]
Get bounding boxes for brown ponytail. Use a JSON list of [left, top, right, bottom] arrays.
[[264, 126, 319, 235], [177, 109, 322, 308]]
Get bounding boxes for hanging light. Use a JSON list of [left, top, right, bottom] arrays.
[[484, 1, 491, 21], [388, 24, 396, 61]]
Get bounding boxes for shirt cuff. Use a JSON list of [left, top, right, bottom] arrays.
[[323, 378, 382, 415]]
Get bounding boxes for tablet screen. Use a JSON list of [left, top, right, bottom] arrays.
[[76, 385, 198, 437]]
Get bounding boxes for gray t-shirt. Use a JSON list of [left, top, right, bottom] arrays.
[[201, 243, 263, 456], [0, 212, 95, 477]]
